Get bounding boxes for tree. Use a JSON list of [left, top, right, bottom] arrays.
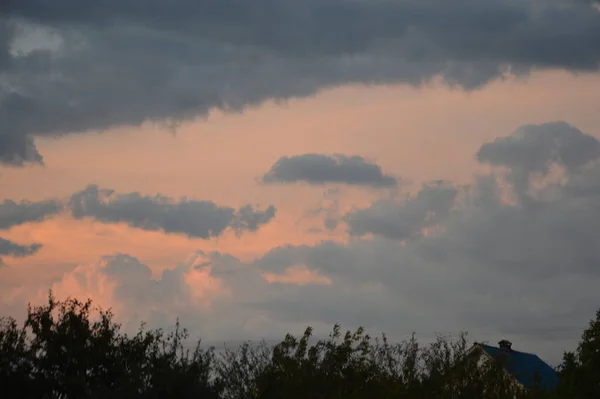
[[0, 292, 222, 399], [249, 324, 404, 399], [3, 294, 586, 398], [557, 309, 600, 399]]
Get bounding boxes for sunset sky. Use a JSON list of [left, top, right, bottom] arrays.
[[2, 0, 600, 365]]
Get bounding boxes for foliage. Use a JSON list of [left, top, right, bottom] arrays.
[[556, 309, 600, 399], [0, 292, 221, 399], [0, 292, 597, 398]]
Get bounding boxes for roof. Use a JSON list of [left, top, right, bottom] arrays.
[[477, 343, 559, 391]]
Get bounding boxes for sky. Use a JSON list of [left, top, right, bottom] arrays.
[[2, 0, 600, 365]]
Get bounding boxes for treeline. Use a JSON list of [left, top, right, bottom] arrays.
[[0, 293, 598, 399]]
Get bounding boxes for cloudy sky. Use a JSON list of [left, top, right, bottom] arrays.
[[2, 0, 600, 365]]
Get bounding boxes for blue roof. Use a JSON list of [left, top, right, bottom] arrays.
[[478, 344, 559, 390]]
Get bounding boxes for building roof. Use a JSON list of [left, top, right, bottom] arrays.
[[477, 343, 559, 391]]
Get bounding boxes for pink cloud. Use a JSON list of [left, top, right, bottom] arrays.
[[263, 264, 332, 286]]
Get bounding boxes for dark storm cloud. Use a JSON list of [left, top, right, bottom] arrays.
[[4, 0, 600, 64], [0, 19, 14, 70], [68, 185, 276, 238], [0, 197, 62, 229], [262, 154, 398, 187], [1, 0, 600, 165]]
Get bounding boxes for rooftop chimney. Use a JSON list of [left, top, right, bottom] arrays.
[[498, 340, 512, 351]]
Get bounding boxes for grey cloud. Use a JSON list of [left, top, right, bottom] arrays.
[[42, 253, 206, 332], [43, 251, 278, 339], [4, 121, 600, 365], [68, 184, 276, 238], [0, 198, 62, 229], [477, 121, 600, 202], [252, 281, 405, 331], [97, 254, 188, 309], [345, 181, 458, 239], [562, 161, 600, 199], [5, 0, 600, 64], [262, 154, 398, 187], [0, 195, 59, 264], [0, 19, 14, 70], [300, 188, 343, 233], [231, 204, 277, 233], [323, 218, 339, 231], [250, 121, 600, 363], [0, 92, 45, 166], [477, 121, 600, 175], [249, 197, 600, 364], [2, 1, 600, 164], [0, 237, 42, 264], [0, 129, 43, 166]]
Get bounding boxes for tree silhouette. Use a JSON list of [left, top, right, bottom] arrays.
[[557, 309, 600, 399], [0, 292, 221, 399], [1, 293, 595, 399]]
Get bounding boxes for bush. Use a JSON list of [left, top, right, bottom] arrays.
[[1, 292, 595, 399]]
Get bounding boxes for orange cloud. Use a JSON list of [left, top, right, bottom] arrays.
[[263, 264, 332, 286], [1, 69, 599, 307]]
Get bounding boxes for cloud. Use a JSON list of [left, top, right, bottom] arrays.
[[24, 249, 393, 343], [2, 1, 600, 164], [47, 253, 227, 328], [230, 204, 277, 234], [43, 251, 309, 339], [0, 19, 14, 70], [262, 264, 332, 286], [4, 121, 600, 364], [344, 181, 458, 239], [250, 121, 600, 361], [68, 184, 276, 239], [0, 184, 274, 265], [477, 121, 600, 200], [0, 196, 59, 263], [0, 237, 41, 264], [477, 122, 600, 174], [0, 92, 45, 166], [0, 198, 62, 229], [262, 154, 398, 188]]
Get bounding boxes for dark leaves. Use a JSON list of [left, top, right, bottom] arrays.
[[1, 293, 594, 399]]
